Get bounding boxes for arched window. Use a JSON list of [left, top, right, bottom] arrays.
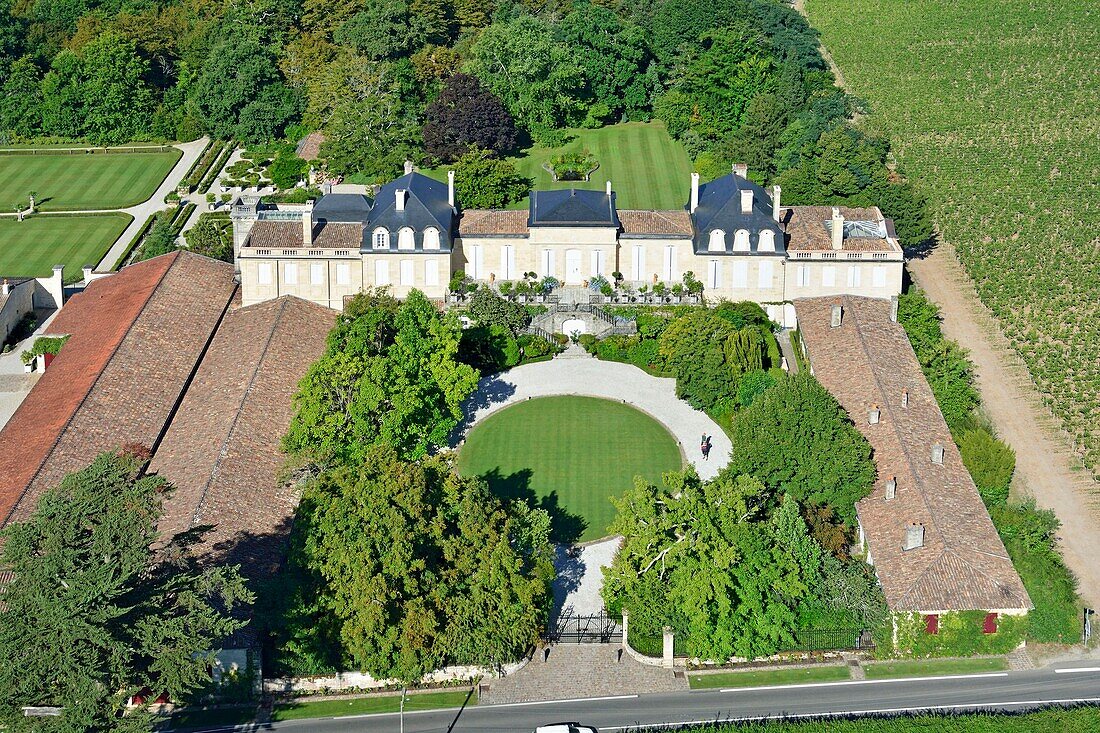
[[734, 229, 750, 251], [423, 227, 440, 250], [707, 229, 726, 252], [398, 227, 415, 250], [373, 228, 389, 249], [758, 229, 775, 252]]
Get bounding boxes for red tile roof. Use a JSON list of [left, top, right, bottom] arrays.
[[618, 210, 694, 236], [151, 296, 335, 581], [0, 252, 238, 527], [458, 209, 529, 236], [784, 206, 900, 253], [795, 296, 1030, 613]]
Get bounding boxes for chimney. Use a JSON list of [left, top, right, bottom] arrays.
[[868, 404, 881, 424], [831, 207, 844, 250], [890, 296, 900, 322], [732, 162, 748, 178], [772, 185, 782, 222], [447, 170, 455, 208], [904, 522, 925, 550], [606, 180, 612, 196], [931, 443, 945, 464], [902, 389, 910, 408], [830, 304, 843, 328], [395, 189, 406, 212], [82, 265, 93, 283], [403, 160, 414, 175], [885, 477, 897, 501], [740, 189, 754, 214], [690, 173, 700, 213], [2, 279, 9, 297], [302, 200, 314, 245]]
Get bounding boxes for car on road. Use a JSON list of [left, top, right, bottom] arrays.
[[534, 724, 599, 733]]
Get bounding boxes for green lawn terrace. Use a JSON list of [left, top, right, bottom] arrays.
[[455, 396, 684, 543], [0, 214, 132, 281], [426, 121, 694, 211], [0, 149, 181, 212]]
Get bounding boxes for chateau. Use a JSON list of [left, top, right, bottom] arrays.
[[232, 166, 903, 325]]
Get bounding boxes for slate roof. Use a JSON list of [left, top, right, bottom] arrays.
[[619, 210, 693, 237], [795, 296, 1031, 613], [366, 172, 455, 251], [691, 173, 784, 254], [529, 188, 620, 228], [0, 252, 238, 528], [313, 193, 372, 224], [151, 296, 335, 583], [459, 209, 530, 236], [784, 206, 901, 253]]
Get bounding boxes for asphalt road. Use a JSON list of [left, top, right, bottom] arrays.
[[184, 664, 1100, 733]]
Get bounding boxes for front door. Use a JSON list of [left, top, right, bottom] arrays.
[[565, 249, 583, 284]]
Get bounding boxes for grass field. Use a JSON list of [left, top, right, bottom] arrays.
[[0, 214, 132, 280], [689, 666, 851, 689], [456, 396, 683, 542], [0, 150, 181, 211], [804, 0, 1100, 477], [427, 122, 693, 210], [863, 657, 1007, 679], [272, 690, 472, 721], [684, 706, 1100, 731]]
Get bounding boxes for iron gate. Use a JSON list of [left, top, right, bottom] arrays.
[[544, 611, 622, 644]]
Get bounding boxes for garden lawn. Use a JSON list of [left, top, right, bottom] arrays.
[[689, 666, 852, 689], [0, 214, 132, 281], [684, 706, 1100, 731], [0, 150, 181, 211], [271, 690, 472, 721], [456, 396, 683, 543], [863, 657, 1008, 679], [426, 122, 693, 210]]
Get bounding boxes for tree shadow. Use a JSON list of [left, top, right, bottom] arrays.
[[450, 373, 517, 440], [477, 467, 587, 545]]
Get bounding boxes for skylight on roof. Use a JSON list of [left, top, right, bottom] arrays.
[[824, 220, 887, 238]]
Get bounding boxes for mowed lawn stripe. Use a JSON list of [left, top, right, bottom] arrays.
[[456, 396, 683, 542], [0, 214, 132, 280], [0, 151, 181, 211]]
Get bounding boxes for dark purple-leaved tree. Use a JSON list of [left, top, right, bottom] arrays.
[[422, 73, 518, 163]]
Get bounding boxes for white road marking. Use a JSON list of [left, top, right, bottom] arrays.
[[603, 697, 1100, 731], [484, 693, 640, 709], [1054, 667, 1100, 674], [718, 671, 1009, 692]]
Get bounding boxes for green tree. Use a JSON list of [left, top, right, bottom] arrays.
[[557, 4, 653, 118], [0, 451, 252, 730], [283, 289, 480, 466], [282, 447, 553, 681], [958, 426, 1015, 509], [467, 286, 530, 335], [603, 469, 825, 660], [190, 36, 286, 140], [0, 56, 42, 137], [334, 0, 417, 61], [465, 15, 585, 130], [451, 146, 529, 208], [724, 326, 764, 377], [138, 218, 178, 261], [658, 310, 739, 411], [726, 373, 876, 523], [184, 215, 233, 262]]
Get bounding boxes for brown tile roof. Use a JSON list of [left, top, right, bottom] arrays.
[[795, 296, 1030, 613], [784, 206, 899, 252], [618, 210, 694, 236], [296, 131, 325, 161], [245, 221, 362, 250], [151, 296, 335, 582], [0, 252, 238, 528], [458, 209, 529, 236]]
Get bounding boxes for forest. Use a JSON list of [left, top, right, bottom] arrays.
[[1, 0, 930, 242]]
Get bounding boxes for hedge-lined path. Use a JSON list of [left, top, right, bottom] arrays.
[[454, 357, 731, 480], [93, 137, 210, 272]]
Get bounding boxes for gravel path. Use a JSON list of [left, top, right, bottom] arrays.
[[454, 357, 731, 480], [909, 244, 1100, 608], [553, 538, 620, 617]]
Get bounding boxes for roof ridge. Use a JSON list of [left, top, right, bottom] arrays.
[[2, 254, 179, 527], [185, 296, 291, 531]]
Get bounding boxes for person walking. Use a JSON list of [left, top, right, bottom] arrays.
[[701, 435, 711, 461]]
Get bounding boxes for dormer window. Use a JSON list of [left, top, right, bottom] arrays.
[[398, 227, 415, 250], [759, 229, 775, 252], [372, 228, 389, 249], [707, 229, 725, 252], [423, 227, 440, 250], [733, 229, 750, 252]]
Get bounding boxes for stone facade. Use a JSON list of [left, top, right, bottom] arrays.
[[234, 170, 905, 325]]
